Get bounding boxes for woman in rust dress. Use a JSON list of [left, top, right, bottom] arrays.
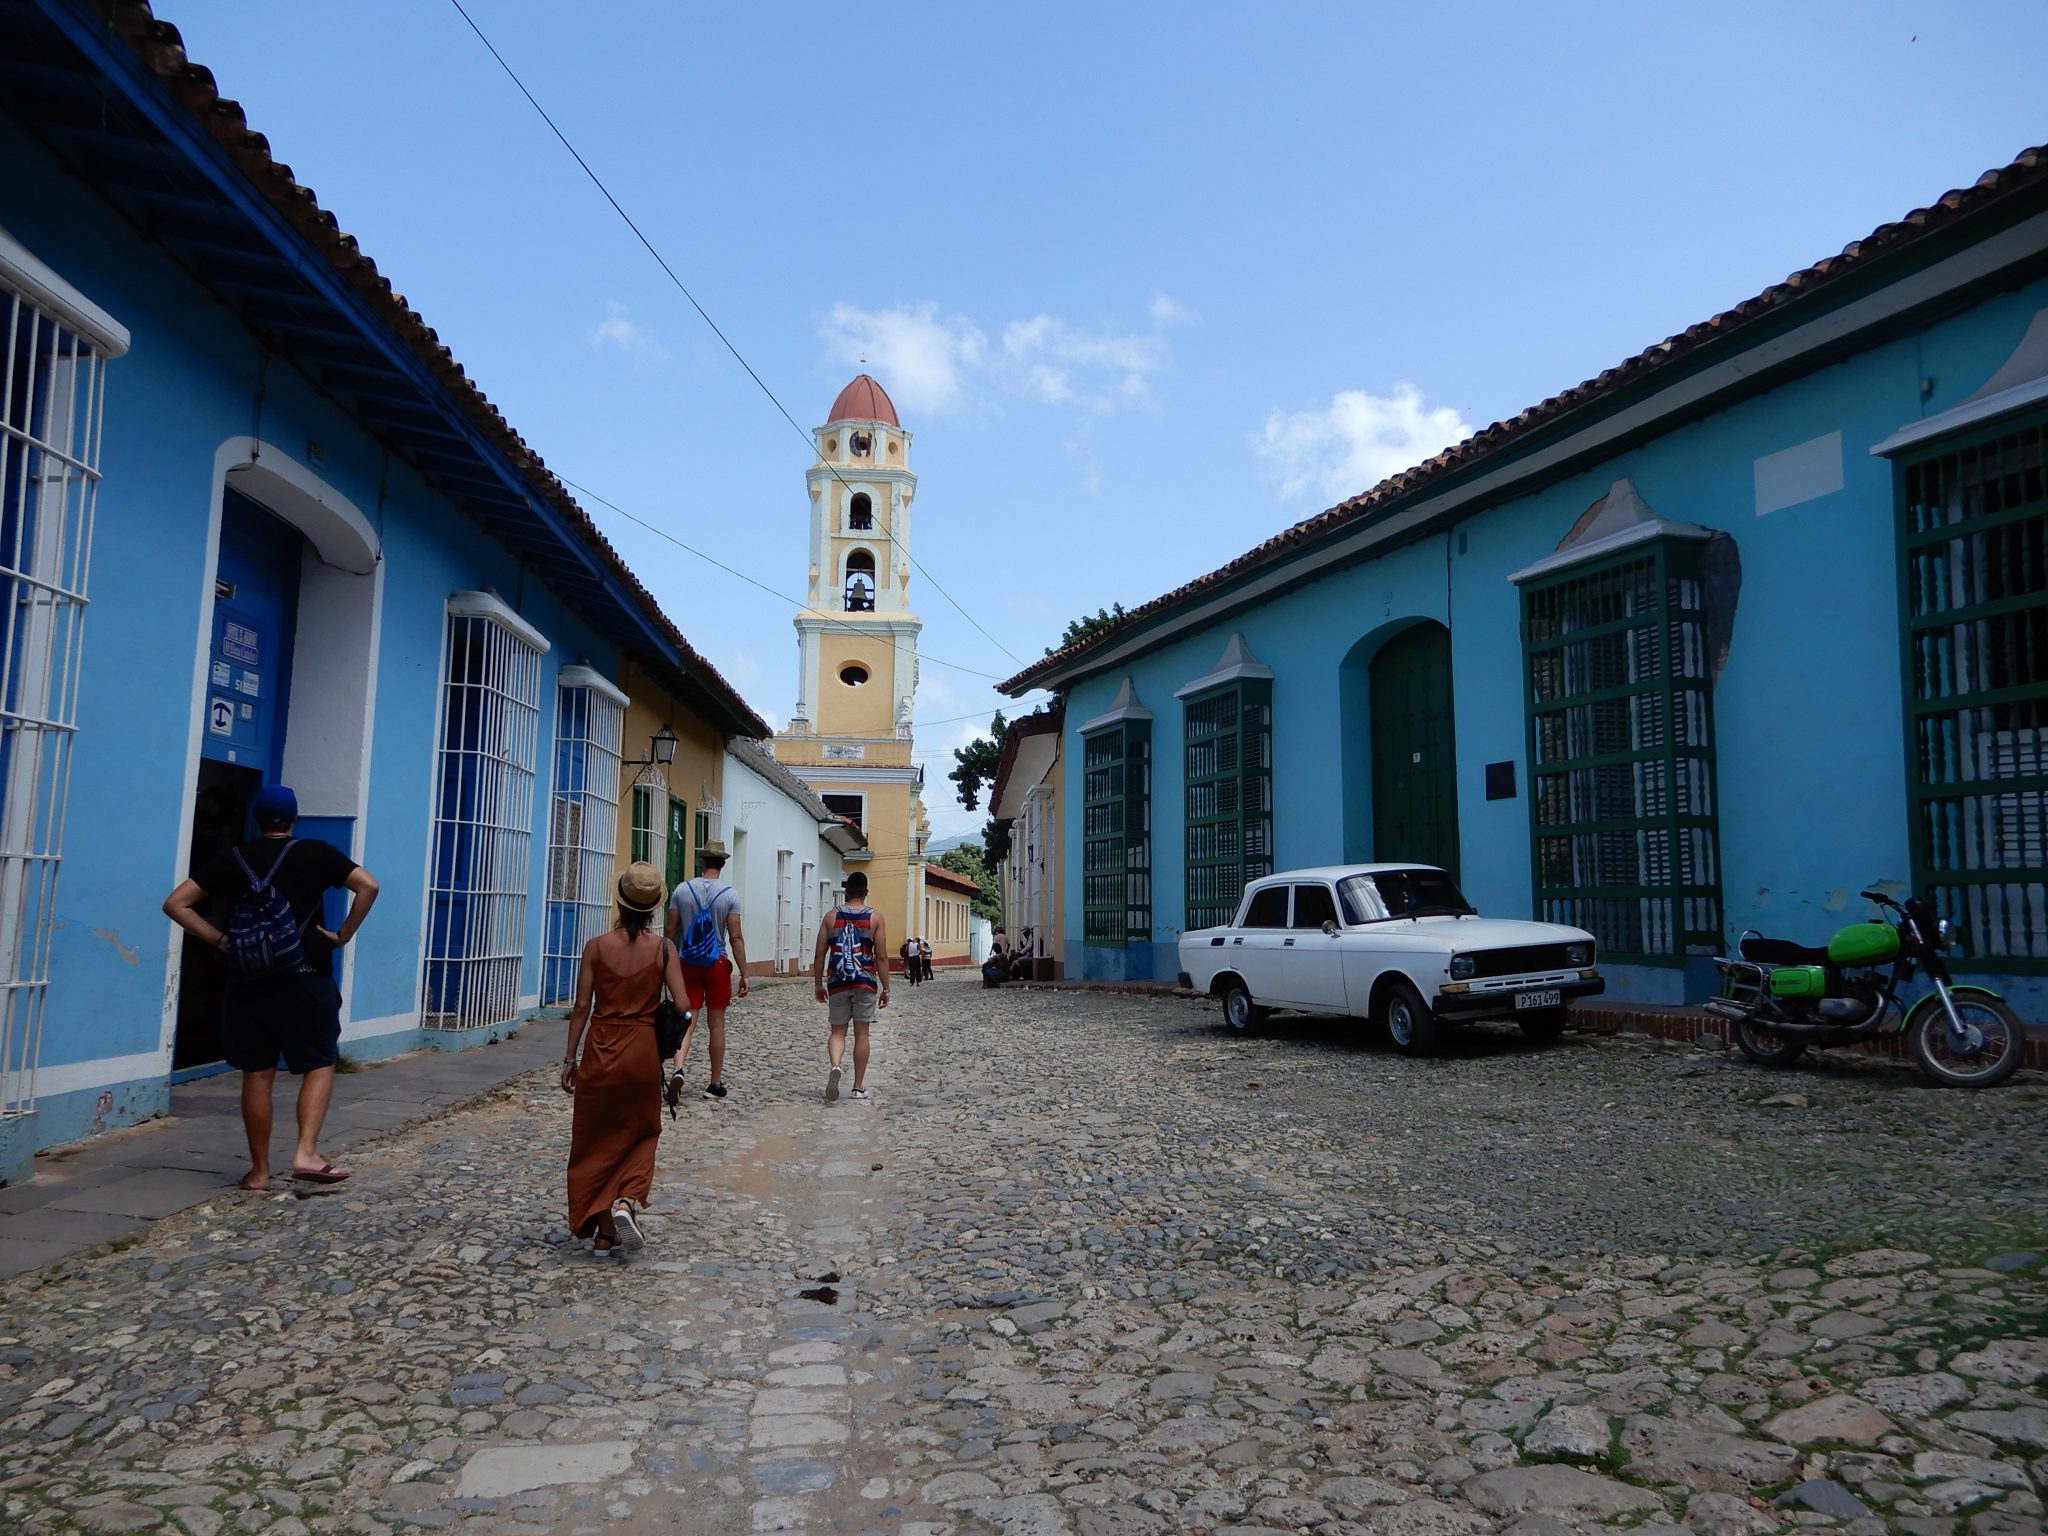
[[561, 861, 687, 1255]]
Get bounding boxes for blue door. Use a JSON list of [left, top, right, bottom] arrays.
[[202, 489, 300, 778]]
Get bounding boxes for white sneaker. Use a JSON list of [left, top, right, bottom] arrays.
[[848, 1086, 869, 1101], [612, 1202, 645, 1250], [825, 1064, 842, 1102]]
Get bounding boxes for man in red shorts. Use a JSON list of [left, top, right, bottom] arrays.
[[666, 840, 748, 1099]]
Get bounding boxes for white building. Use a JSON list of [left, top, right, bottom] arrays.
[[722, 738, 866, 975]]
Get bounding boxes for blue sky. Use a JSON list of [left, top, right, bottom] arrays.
[[161, 1, 2048, 839]]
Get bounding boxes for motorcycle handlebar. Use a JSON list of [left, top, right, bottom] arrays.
[[1859, 889, 1898, 908]]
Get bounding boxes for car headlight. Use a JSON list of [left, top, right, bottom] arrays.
[[1449, 955, 1476, 980], [1566, 943, 1593, 967]]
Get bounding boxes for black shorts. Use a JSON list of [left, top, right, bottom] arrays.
[[222, 969, 342, 1074]]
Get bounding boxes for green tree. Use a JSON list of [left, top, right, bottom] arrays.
[[937, 844, 1003, 926], [1048, 602, 1127, 656], [947, 710, 1007, 812]]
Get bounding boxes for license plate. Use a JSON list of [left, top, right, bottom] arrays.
[[1515, 989, 1562, 1010]]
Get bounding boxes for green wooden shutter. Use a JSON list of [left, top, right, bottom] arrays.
[[1898, 418, 2048, 971], [629, 784, 656, 864], [666, 797, 689, 889], [1184, 679, 1272, 931], [1521, 540, 1720, 964], [1083, 721, 1152, 944]]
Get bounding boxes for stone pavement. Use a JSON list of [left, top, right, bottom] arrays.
[[0, 1023, 560, 1279], [0, 974, 2043, 1536]]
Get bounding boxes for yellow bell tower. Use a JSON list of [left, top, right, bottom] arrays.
[[774, 375, 929, 949]]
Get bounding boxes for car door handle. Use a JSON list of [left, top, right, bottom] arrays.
[[1284, 938, 1296, 947]]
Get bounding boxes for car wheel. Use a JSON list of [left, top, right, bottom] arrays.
[[1518, 1006, 1568, 1042], [1219, 979, 1264, 1036], [1379, 980, 1438, 1056]]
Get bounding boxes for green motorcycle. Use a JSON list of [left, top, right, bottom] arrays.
[[1706, 890, 2028, 1089]]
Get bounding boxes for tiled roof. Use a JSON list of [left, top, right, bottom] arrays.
[[921, 863, 984, 897], [988, 702, 1064, 814], [1001, 142, 2048, 695], [78, 1, 770, 738]]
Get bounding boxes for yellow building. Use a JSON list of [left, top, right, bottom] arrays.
[[773, 376, 931, 959]]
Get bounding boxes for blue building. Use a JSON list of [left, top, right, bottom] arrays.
[[1005, 146, 2048, 1026], [0, 1, 765, 1179]]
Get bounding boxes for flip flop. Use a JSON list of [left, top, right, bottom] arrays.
[[291, 1164, 350, 1184]]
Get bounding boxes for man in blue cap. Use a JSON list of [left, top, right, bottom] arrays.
[[163, 784, 379, 1190]]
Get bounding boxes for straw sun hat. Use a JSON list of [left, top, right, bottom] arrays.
[[616, 861, 667, 913]]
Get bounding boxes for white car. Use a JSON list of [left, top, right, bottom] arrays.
[[1176, 864, 1603, 1054]]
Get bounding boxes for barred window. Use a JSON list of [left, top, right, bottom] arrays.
[[1183, 680, 1272, 932], [541, 669, 625, 1006], [1082, 721, 1150, 945], [1900, 420, 2048, 968], [424, 598, 546, 1030], [1521, 540, 1721, 963]]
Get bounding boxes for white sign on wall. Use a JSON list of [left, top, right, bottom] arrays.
[[822, 743, 866, 761]]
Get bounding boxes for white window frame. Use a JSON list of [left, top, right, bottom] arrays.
[[422, 593, 547, 1031], [542, 666, 626, 1007], [775, 847, 794, 971], [0, 232, 124, 1118]]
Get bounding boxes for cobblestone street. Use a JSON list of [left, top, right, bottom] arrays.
[[2, 974, 2045, 1536]]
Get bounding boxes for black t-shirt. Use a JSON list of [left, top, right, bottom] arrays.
[[198, 837, 358, 966]]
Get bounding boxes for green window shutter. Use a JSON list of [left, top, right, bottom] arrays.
[[1183, 679, 1272, 932], [1898, 418, 2048, 972], [1521, 540, 1721, 964], [1083, 721, 1152, 944], [666, 798, 689, 889]]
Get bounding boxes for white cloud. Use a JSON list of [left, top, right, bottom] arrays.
[[588, 302, 670, 368], [1149, 292, 1195, 325], [820, 299, 1174, 420], [820, 302, 986, 416], [1001, 315, 1165, 414], [1253, 384, 1472, 505]]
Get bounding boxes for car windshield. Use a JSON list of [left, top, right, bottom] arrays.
[[1340, 869, 1475, 921]]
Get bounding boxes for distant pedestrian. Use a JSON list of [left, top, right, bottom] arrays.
[[666, 841, 747, 1100], [814, 871, 888, 1103], [161, 784, 379, 1193], [562, 861, 688, 1256], [899, 938, 921, 986], [1011, 927, 1036, 982], [919, 937, 934, 981]]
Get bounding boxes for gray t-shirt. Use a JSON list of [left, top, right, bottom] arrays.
[[669, 876, 742, 946]]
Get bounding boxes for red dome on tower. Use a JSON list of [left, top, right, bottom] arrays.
[[827, 374, 900, 428]]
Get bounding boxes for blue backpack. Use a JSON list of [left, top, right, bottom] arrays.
[[675, 881, 730, 967], [224, 840, 311, 976]]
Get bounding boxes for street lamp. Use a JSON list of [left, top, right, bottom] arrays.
[[625, 724, 679, 769]]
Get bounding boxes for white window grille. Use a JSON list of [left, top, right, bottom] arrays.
[[0, 240, 123, 1118], [542, 667, 625, 1006], [775, 848, 793, 971], [423, 595, 546, 1030]]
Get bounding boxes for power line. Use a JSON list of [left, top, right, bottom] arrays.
[[446, 0, 1025, 667], [557, 474, 1006, 683]]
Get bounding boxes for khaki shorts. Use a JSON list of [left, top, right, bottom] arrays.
[[828, 989, 878, 1026]]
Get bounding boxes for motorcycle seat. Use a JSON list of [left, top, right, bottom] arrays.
[[1739, 934, 1831, 966]]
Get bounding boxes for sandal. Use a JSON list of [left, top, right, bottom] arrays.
[[291, 1163, 350, 1185]]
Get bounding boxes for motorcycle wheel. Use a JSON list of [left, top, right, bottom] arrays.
[[1908, 994, 2027, 1089], [1733, 1019, 1806, 1068]]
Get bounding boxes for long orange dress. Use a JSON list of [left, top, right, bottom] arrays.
[[566, 936, 665, 1238]]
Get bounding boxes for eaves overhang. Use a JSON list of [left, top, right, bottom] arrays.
[[1002, 145, 2048, 697], [0, 0, 767, 736]]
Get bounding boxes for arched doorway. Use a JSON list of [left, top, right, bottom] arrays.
[[171, 442, 380, 1074], [1368, 621, 1461, 879]]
